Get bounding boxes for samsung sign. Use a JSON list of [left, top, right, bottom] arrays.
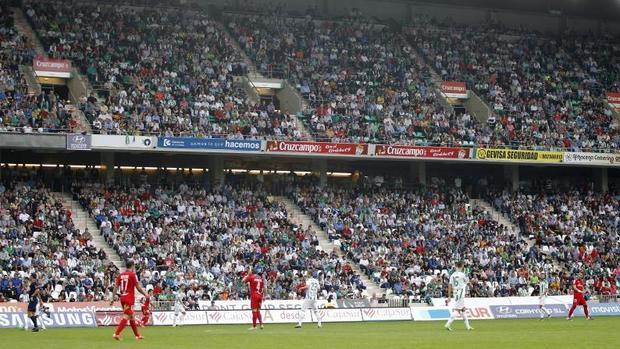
[[0, 311, 97, 328], [157, 137, 261, 152]]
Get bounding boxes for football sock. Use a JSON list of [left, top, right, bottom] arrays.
[[463, 311, 471, 329], [568, 303, 577, 318], [115, 319, 128, 336], [445, 312, 455, 328], [297, 309, 306, 326], [129, 319, 140, 336], [314, 310, 321, 326]]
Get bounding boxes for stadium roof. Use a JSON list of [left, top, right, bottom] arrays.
[[404, 0, 620, 21]]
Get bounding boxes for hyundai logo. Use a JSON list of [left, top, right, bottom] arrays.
[[72, 135, 86, 143], [496, 306, 512, 314]]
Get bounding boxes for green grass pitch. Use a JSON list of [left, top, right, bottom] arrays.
[[4, 318, 620, 349]]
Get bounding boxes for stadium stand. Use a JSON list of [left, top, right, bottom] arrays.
[[0, 5, 79, 133], [0, 169, 114, 303], [0, 0, 618, 310], [6, 1, 617, 150], [294, 181, 544, 301], [490, 188, 620, 296], [24, 1, 305, 140], [406, 22, 620, 151], [71, 177, 366, 302], [226, 13, 482, 145]]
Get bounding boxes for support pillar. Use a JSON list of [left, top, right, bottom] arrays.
[[320, 0, 329, 16], [559, 14, 567, 35], [418, 161, 427, 186], [504, 165, 519, 192], [409, 161, 427, 186], [208, 157, 224, 188], [101, 152, 115, 185], [594, 168, 608, 193], [406, 3, 413, 22], [312, 159, 327, 188]]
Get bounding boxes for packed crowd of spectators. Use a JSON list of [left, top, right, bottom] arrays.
[[0, 169, 114, 303], [407, 21, 620, 151], [2, 166, 619, 304], [0, 6, 78, 133], [12, 2, 618, 149], [72, 178, 366, 302], [294, 181, 530, 299], [226, 14, 480, 145], [290, 177, 618, 300], [491, 188, 620, 297], [25, 1, 305, 139]]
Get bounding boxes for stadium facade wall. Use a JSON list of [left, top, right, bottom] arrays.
[[3, 135, 620, 168]]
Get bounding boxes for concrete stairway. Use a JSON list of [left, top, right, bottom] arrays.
[[470, 199, 520, 236], [55, 192, 124, 269], [13, 7, 96, 132], [472, 198, 565, 272], [275, 196, 384, 298], [214, 20, 258, 77], [470, 198, 538, 250], [216, 17, 312, 140], [11, 7, 45, 56], [402, 32, 494, 123], [18, 65, 41, 95]]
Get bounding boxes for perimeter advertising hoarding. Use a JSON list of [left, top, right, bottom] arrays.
[[66, 134, 92, 151], [0, 311, 97, 328], [476, 148, 563, 163], [92, 135, 155, 149], [157, 137, 262, 152], [266, 141, 367, 156], [563, 152, 620, 166], [374, 145, 470, 159]]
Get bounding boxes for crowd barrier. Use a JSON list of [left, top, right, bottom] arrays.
[[2, 297, 619, 328]]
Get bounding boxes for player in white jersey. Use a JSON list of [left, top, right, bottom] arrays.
[[172, 287, 186, 327], [445, 261, 473, 331], [295, 272, 322, 328], [538, 271, 552, 319]]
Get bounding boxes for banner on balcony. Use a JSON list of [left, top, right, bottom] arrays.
[[266, 141, 367, 156], [440, 81, 468, 99], [33, 56, 72, 78]]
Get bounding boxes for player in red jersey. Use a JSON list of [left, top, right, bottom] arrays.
[[139, 289, 153, 327], [243, 266, 265, 330], [567, 272, 592, 320], [112, 261, 148, 340]]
